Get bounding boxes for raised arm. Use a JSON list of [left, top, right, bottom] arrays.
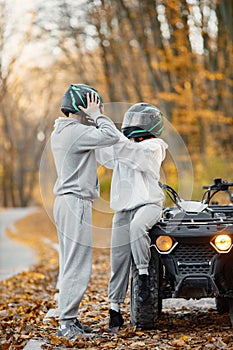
[[113, 134, 167, 174], [75, 92, 120, 150]]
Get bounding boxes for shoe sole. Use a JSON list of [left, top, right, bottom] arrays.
[[108, 326, 121, 333]]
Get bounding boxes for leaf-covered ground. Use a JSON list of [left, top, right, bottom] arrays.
[[1, 209, 233, 349]]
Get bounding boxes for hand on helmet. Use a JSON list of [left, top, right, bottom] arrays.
[[79, 92, 102, 117]]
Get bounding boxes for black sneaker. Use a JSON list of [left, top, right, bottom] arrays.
[[58, 319, 87, 340], [74, 318, 94, 333], [109, 309, 124, 331], [138, 274, 150, 303]]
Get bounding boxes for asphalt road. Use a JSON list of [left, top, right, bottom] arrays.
[[0, 207, 38, 281]]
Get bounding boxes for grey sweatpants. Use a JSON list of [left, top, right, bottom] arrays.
[[108, 203, 162, 304], [53, 194, 93, 321]]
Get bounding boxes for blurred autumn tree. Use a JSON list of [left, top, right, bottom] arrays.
[[84, 0, 233, 158], [34, 0, 233, 156], [0, 2, 58, 206], [0, 0, 232, 206]]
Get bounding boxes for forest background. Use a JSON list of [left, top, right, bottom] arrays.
[[0, 0, 232, 209]]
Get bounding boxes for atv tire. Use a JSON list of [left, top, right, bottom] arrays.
[[228, 298, 233, 326], [215, 297, 229, 315], [130, 247, 161, 329]]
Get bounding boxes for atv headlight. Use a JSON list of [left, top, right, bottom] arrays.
[[156, 235, 175, 254], [211, 234, 232, 253]]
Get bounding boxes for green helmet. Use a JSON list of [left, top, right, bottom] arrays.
[[61, 84, 103, 117], [121, 103, 164, 139]]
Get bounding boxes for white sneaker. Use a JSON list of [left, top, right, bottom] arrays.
[[57, 319, 86, 340]]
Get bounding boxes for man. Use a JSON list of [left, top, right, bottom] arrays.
[[51, 84, 119, 340]]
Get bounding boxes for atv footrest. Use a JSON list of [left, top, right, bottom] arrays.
[[173, 274, 219, 298], [183, 277, 209, 288]]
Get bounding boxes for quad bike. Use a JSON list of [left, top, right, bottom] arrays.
[[130, 178, 233, 329]]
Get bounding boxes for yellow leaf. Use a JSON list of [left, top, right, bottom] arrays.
[[129, 341, 146, 347], [182, 335, 188, 341], [49, 335, 63, 345]]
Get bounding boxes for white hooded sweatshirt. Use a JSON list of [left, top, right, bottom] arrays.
[[95, 131, 168, 211]]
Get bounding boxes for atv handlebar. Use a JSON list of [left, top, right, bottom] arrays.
[[202, 178, 233, 204], [159, 182, 182, 206], [202, 178, 233, 190], [160, 178, 233, 207]]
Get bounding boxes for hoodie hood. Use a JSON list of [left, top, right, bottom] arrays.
[[53, 117, 80, 134], [153, 138, 168, 160], [142, 137, 168, 160]]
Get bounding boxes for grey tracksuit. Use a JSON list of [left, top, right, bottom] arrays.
[[96, 131, 168, 303], [51, 114, 119, 321]]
